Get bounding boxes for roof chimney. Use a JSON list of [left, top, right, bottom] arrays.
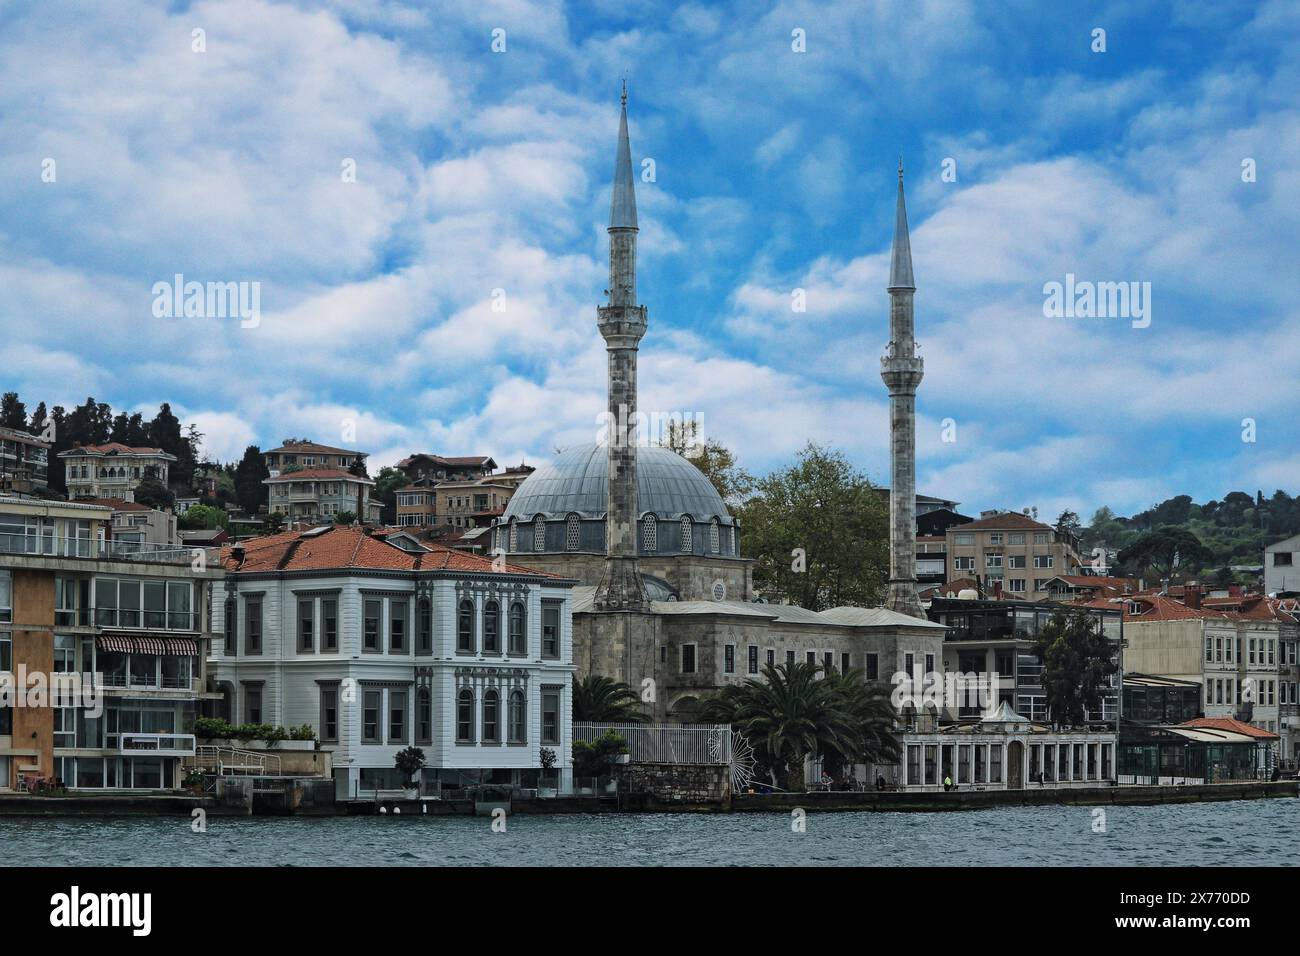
[[1184, 583, 1202, 609]]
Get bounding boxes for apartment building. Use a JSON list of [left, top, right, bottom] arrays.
[[209, 524, 576, 797], [59, 443, 177, 502], [79, 498, 180, 552], [946, 512, 1083, 602], [394, 477, 437, 527], [0, 495, 218, 791], [263, 441, 366, 477], [0, 426, 49, 494], [1117, 590, 1291, 743], [436, 477, 520, 529], [264, 469, 381, 525], [396, 454, 496, 484], [1265, 533, 1300, 595]]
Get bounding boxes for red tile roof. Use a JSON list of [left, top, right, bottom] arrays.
[[264, 442, 364, 456], [75, 497, 153, 512], [264, 468, 372, 483], [219, 525, 552, 577], [1179, 717, 1279, 740], [951, 512, 1053, 532], [61, 443, 172, 457]]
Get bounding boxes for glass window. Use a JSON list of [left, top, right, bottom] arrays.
[[748, 645, 759, 675], [681, 644, 696, 674], [457, 599, 474, 653], [319, 686, 338, 743], [509, 690, 526, 743], [143, 581, 166, 629], [166, 582, 191, 630], [483, 690, 499, 743], [245, 598, 262, 655], [364, 599, 381, 651], [483, 601, 500, 654], [457, 689, 474, 742], [417, 599, 432, 654], [243, 685, 262, 725], [542, 603, 560, 658], [389, 690, 407, 743], [363, 690, 381, 743], [508, 602, 525, 654], [640, 515, 657, 552], [724, 644, 735, 674], [322, 598, 338, 651], [541, 689, 560, 744], [390, 600, 407, 652], [298, 599, 314, 652], [416, 688, 432, 744]]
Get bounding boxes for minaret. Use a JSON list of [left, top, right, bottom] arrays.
[[881, 161, 925, 618], [593, 82, 648, 611]]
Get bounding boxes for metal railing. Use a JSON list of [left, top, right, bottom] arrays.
[[575, 722, 732, 765], [192, 744, 282, 776], [0, 532, 191, 564], [121, 733, 196, 756]]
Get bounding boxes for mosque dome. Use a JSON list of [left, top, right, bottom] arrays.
[[496, 443, 738, 557]]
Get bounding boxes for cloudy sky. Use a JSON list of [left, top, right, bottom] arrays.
[[1, 0, 1296, 520]]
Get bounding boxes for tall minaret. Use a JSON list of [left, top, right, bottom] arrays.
[[593, 82, 648, 612], [881, 161, 925, 618]]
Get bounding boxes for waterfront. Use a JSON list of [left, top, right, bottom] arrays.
[[3, 799, 1296, 866]]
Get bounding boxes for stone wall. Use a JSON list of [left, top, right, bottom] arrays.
[[622, 761, 730, 807]]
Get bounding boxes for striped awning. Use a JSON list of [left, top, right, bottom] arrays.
[[97, 633, 198, 656]]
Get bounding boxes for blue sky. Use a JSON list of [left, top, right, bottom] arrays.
[[1, 0, 1296, 521]]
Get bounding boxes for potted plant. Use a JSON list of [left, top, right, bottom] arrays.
[[182, 766, 205, 795], [537, 747, 558, 798], [394, 746, 426, 799]]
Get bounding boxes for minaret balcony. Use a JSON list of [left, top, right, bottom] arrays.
[[880, 354, 924, 391], [597, 304, 648, 343]]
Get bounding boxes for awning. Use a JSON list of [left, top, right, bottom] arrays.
[[96, 633, 198, 656]]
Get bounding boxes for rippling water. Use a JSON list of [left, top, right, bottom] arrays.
[[2, 800, 1296, 866]]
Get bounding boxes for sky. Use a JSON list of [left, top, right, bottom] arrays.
[[0, 0, 1296, 521]]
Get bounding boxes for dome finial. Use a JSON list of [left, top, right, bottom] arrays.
[[887, 160, 915, 291]]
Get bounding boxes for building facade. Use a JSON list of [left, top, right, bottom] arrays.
[[59, 444, 177, 502], [1265, 533, 1300, 595], [263, 441, 366, 477], [0, 495, 216, 791], [209, 525, 576, 797], [0, 426, 49, 494], [264, 469, 381, 525], [946, 512, 1083, 602]]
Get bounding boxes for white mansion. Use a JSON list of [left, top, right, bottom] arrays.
[[209, 524, 576, 797]]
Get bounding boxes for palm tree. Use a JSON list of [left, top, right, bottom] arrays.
[[572, 674, 649, 723], [698, 661, 868, 790], [820, 668, 902, 781]]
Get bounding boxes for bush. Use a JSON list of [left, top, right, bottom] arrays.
[[572, 730, 628, 779], [193, 717, 233, 739], [394, 746, 426, 785], [289, 724, 318, 742]]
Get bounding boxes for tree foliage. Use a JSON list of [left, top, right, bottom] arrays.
[[572, 674, 648, 723], [1117, 526, 1214, 581], [1032, 609, 1118, 728], [737, 443, 887, 609], [656, 418, 751, 504]]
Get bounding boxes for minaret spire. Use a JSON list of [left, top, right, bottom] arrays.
[[594, 83, 648, 612], [881, 162, 924, 618]]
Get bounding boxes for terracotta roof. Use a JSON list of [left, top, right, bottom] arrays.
[[75, 497, 153, 512], [1179, 717, 1279, 740], [264, 468, 372, 483], [219, 524, 552, 577], [397, 453, 494, 469], [264, 442, 364, 456], [1047, 575, 1139, 589], [951, 512, 1053, 532], [1122, 594, 1229, 621], [60, 443, 173, 457]]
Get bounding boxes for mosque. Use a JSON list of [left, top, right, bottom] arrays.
[[491, 88, 944, 723]]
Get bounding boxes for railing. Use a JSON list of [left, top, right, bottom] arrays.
[[575, 722, 732, 765], [192, 745, 282, 776], [121, 733, 196, 756], [97, 671, 195, 691], [0, 533, 191, 564]]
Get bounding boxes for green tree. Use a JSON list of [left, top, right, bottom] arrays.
[[334, 510, 357, 525], [133, 478, 174, 510], [233, 445, 269, 515], [696, 662, 890, 790], [372, 465, 409, 525], [0, 392, 28, 430], [1032, 610, 1118, 728], [1054, 509, 1082, 539], [572, 674, 649, 723], [737, 443, 887, 609], [179, 503, 229, 531], [1117, 526, 1213, 581]]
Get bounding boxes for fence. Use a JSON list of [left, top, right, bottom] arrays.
[[575, 722, 732, 766]]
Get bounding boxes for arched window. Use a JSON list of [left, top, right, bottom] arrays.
[[456, 688, 474, 742], [509, 690, 526, 743], [565, 514, 580, 551], [457, 599, 474, 653], [417, 598, 432, 654], [728, 524, 736, 555], [483, 690, 500, 743], [508, 601, 526, 654], [641, 514, 657, 552], [680, 516, 692, 553], [508, 518, 518, 552], [483, 600, 500, 653], [709, 518, 720, 553], [416, 687, 432, 744], [533, 518, 546, 551]]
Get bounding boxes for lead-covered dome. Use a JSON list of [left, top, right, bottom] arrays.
[[496, 443, 738, 557]]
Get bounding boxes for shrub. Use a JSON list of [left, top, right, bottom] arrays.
[[289, 724, 318, 742], [394, 746, 426, 785], [193, 717, 233, 739]]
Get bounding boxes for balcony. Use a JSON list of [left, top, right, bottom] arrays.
[[0, 533, 191, 564], [119, 733, 196, 756]]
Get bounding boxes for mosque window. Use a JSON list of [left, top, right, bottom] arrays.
[[709, 518, 720, 553], [566, 514, 580, 551], [728, 524, 736, 555], [533, 519, 545, 551], [508, 518, 518, 552], [680, 517, 692, 553], [641, 515, 657, 552]]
